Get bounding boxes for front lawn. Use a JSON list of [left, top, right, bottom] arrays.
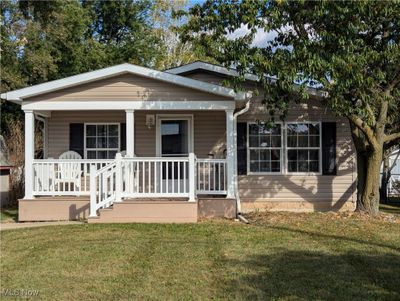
[[1, 212, 399, 300]]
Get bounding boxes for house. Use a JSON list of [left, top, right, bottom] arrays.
[[0, 62, 356, 223]]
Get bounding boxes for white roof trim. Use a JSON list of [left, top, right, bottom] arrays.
[[21, 100, 236, 111], [1, 63, 248, 103], [166, 61, 261, 81]]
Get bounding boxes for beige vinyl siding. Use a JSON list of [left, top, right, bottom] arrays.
[[47, 110, 226, 159], [237, 97, 356, 211], [43, 69, 356, 212], [47, 111, 125, 158], [183, 72, 228, 85], [184, 71, 259, 92], [181, 69, 356, 210], [135, 110, 226, 158], [24, 73, 231, 102]]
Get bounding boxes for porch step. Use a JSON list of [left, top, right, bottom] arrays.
[[87, 199, 198, 224]]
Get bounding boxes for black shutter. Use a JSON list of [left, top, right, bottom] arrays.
[[237, 122, 247, 175], [120, 123, 126, 151], [69, 123, 84, 157], [322, 122, 337, 175]]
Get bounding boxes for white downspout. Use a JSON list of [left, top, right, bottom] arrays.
[[233, 98, 252, 215]]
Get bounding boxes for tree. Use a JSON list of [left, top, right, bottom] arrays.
[[151, 0, 215, 70], [82, 0, 162, 66], [1, 0, 169, 201], [1, 0, 166, 135], [178, 0, 400, 215]]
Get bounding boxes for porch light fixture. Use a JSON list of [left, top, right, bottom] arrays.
[[146, 114, 155, 130]]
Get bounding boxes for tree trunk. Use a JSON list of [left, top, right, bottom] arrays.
[[357, 147, 383, 215], [380, 156, 389, 204], [355, 151, 367, 209], [349, 120, 384, 215]]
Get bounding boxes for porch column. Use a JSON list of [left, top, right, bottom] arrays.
[[125, 109, 135, 157], [24, 110, 35, 199], [225, 109, 235, 198]]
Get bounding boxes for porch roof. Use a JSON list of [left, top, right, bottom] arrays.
[[1, 63, 251, 104]]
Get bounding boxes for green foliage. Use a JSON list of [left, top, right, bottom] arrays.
[[82, 0, 162, 66], [179, 0, 400, 213], [179, 0, 399, 132], [0, 0, 168, 134], [152, 0, 216, 70]]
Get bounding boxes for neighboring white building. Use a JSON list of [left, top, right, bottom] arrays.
[[387, 150, 400, 196]]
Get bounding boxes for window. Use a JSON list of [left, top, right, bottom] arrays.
[[161, 120, 189, 157], [85, 124, 120, 159], [287, 123, 320, 173], [248, 123, 282, 173]]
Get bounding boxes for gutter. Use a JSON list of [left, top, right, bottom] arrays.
[[233, 97, 252, 219]]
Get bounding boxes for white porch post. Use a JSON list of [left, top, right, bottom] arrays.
[[24, 110, 35, 199], [115, 153, 122, 202], [89, 164, 97, 217], [188, 152, 196, 202], [226, 109, 235, 198], [125, 109, 135, 157]]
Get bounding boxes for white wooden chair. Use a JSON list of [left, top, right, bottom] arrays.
[[56, 151, 82, 193], [59, 151, 82, 160], [117, 151, 140, 193]]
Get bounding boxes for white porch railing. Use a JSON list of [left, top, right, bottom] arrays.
[[90, 161, 118, 215], [89, 154, 197, 216], [32, 155, 228, 216], [32, 159, 113, 195], [196, 159, 227, 194], [121, 157, 192, 198]]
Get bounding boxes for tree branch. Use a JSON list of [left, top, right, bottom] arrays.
[[349, 115, 378, 148], [365, 103, 376, 125], [384, 132, 400, 143], [384, 67, 400, 93], [349, 121, 368, 152], [377, 99, 389, 127]]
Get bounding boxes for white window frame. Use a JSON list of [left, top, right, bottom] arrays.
[[284, 121, 322, 175], [247, 122, 284, 175], [84, 123, 121, 159], [246, 121, 322, 175], [155, 114, 194, 157]]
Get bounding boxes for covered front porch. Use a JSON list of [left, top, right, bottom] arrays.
[[24, 106, 238, 220]]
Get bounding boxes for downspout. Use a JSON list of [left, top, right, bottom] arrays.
[[233, 98, 252, 219]]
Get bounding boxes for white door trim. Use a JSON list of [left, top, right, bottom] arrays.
[[155, 114, 194, 157]]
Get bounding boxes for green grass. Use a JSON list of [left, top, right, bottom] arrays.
[[0, 207, 18, 223], [1, 213, 400, 301]]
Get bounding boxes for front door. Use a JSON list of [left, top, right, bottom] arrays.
[[156, 116, 193, 193]]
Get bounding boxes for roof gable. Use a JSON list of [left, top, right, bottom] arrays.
[[167, 61, 325, 97], [24, 73, 233, 102], [1, 63, 248, 103], [166, 61, 260, 81]]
